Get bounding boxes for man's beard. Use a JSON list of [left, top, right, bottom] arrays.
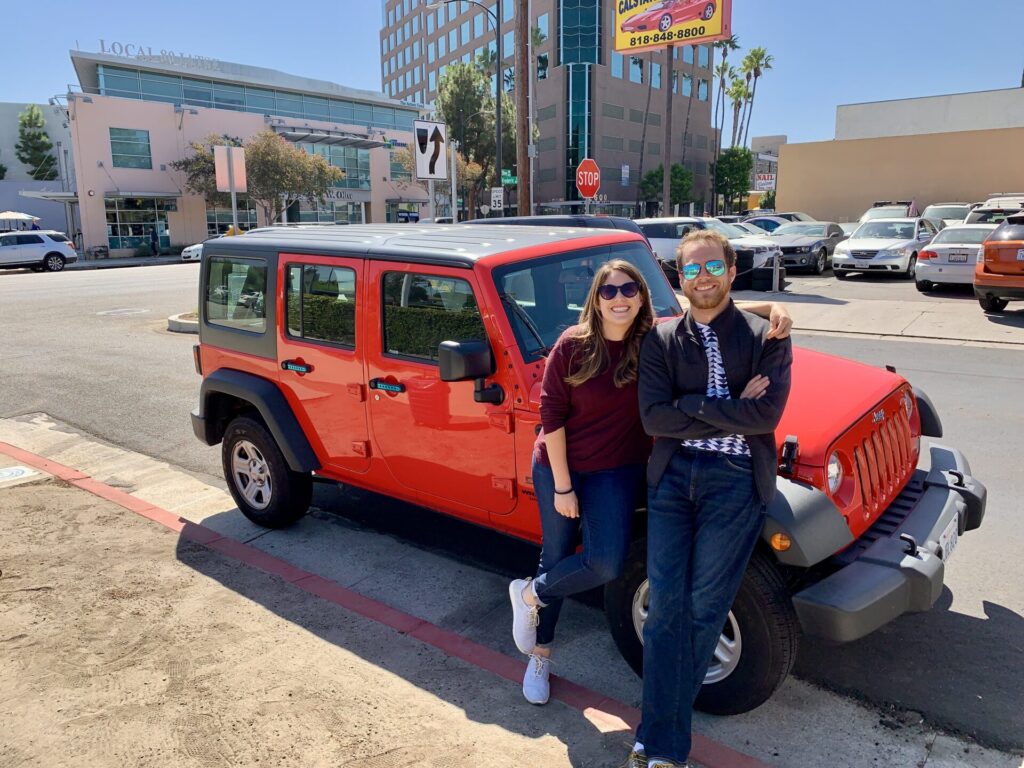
[[684, 282, 728, 309]]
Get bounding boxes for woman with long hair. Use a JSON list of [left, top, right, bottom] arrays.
[[508, 258, 789, 705]]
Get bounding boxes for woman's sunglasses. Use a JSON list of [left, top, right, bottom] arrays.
[[597, 281, 640, 300], [681, 260, 727, 281]]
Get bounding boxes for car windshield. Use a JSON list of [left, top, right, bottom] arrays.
[[930, 227, 995, 245], [737, 223, 769, 235], [862, 206, 906, 221], [922, 205, 970, 221], [966, 209, 1017, 224], [492, 242, 681, 361], [774, 223, 826, 236], [638, 222, 692, 239], [700, 219, 747, 238], [854, 221, 915, 239], [747, 218, 782, 232]]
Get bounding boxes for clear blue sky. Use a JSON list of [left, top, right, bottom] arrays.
[[3, 0, 1022, 144]]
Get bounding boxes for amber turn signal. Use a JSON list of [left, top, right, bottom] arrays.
[[770, 533, 792, 552]]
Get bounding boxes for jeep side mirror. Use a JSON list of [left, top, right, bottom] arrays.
[[439, 340, 504, 404]]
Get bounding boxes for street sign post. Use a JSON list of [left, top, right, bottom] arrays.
[[501, 169, 517, 185], [214, 145, 246, 235], [576, 158, 601, 214], [413, 119, 449, 181], [490, 187, 504, 213]]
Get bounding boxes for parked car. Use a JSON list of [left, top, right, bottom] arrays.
[[732, 221, 771, 236], [0, 230, 78, 272], [770, 221, 846, 274], [981, 192, 1024, 209], [974, 210, 1024, 313], [181, 243, 203, 262], [965, 205, 1022, 225], [859, 200, 918, 222], [420, 216, 454, 224], [772, 211, 816, 222], [921, 203, 972, 228], [190, 223, 984, 716], [838, 222, 859, 237], [915, 224, 998, 292], [743, 215, 790, 233], [832, 217, 938, 279], [619, 0, 717, 33], [715, 215, 744, 224]]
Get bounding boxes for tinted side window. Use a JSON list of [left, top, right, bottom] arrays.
[[15, 235, 44, 245], [0, 235, 16, 247], [382, 272, 486, 362], [48, 233, 70, 242], [286, 263, 356, 347], [206, 256, 268, 333]]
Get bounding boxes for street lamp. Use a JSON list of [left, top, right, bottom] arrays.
[[427, 0, 503, 216]]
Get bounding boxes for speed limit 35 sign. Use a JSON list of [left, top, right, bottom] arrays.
[[576, 158, 601, 199]]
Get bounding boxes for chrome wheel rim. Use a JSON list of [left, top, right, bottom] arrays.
[[704, 3, 714, 19], [632, 578, 742, 685], [908, 256, 917, 278], [659, 15, 672, 31], [46, 255, 64, 271], [818, 250, 826, 272], [231, 440, 272, 510]]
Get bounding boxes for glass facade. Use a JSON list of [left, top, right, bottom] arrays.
[[109, 127, 152, 169], [559, 0, 601, 201], [295, 143, 371, 190], [206, 199, 258, 236], [559, 0, 602, 65], [296, 201, 364, 224], [97, 64, 418, 131], [105, 197, 170, 250]]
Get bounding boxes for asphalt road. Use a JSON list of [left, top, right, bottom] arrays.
[[1, 264, 1022, 749]]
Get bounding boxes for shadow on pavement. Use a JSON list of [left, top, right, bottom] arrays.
[[794, 587, 1024, 753], [732, 290, 847, 307], [984, 311, 1024, 329]]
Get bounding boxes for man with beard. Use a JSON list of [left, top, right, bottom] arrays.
[[626, 229, 792, 768]]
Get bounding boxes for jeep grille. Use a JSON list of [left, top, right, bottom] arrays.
[[851, 402, 916, 517]]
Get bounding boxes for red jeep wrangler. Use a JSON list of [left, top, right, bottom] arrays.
[[191, 224, 985, 714]]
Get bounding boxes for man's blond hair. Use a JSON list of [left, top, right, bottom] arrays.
[[675, 229, 736, 273]]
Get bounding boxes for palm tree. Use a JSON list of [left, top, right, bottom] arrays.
[[741, 47, 774, 148], [634, 53, 655, 217], [728, 77, 750, 149], [475, 49, 498, 77], [736, 51, 756, 147], [711, 35, 739, 213], [713, 61, 735, 155]]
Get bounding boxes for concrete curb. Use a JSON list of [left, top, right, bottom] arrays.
[[67, 256, 189, 271], [167, 313, 198, 334]]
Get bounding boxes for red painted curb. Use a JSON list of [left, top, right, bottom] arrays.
[[0, 441, 772, 768]]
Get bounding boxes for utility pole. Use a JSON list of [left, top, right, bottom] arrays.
[[662, 44, 674, 217], [515, 0, 530, 216]]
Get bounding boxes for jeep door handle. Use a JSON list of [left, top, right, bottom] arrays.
[[281, 359, 313, 374], [369, 378, 406, 393]]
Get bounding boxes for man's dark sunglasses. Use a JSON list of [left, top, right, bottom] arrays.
[[597, 281, 640, 300], [681, 259, 727, 281]]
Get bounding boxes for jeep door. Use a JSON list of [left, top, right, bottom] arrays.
[[276, 255, 371, 474], [365, 261, 516, 519]]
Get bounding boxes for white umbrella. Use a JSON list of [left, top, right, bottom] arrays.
[[0, 211, 41, 222]]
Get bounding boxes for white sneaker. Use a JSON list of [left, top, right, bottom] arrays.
[[522, 653, 551, 705], [509, 578, 540, 654]]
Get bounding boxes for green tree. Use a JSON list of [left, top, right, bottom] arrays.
[[393, 144, 482, 215], [640, 163, 693, 208], [740, 47, 774, 148], [760, 189, 776, 210], [243, 131, 344, 224], [169, 134, 243, 207], [715, 147, 753, 213], [0, 160, 7, 180], [15, 105, 58, 180]]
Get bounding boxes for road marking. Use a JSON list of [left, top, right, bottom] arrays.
[[97, 308, 151, 317], [0, 438, 769, 768]]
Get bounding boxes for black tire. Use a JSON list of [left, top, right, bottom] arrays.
[[916, 279, 934, 293], [834, 268, 848, 280], [221, 415, 312, 528], [658, 13, 672, 31], [702, 2, 716, 20], [903, 254, 917, 280], [43, 253, 65, 272], [979, 295, 1008, 313], [605, 541, 799, 716], [813, 248, 827, 275]]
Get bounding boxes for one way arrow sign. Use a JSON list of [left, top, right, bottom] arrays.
[[413, 119, 449, 182]]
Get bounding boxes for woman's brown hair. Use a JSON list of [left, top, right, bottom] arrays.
[[564, 259, 655, 388]]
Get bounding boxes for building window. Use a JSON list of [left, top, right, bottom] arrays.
[[438, 34, 447, 57], [629, 56, 643, 84], [300, 143, 371, 189], [397, 25, 404, 44], [382, 272, 486, 362], [651, 61, 661, 89], [565, 63, 592, 200], [461, 20, 471, 46], [436, 7, 444, 28], [427, 12, 434, 33], [105, 197, 169, 250], [683, 46, 694, 65], [206, 199, 258, 237], [447, 3, 456, 22], [414, 67, 422, 84], [611, 52, 623, 78], [681, 73, 693, 97], [503, 0, 514, 22], [412, 14, 419, 33], [413, 40, 420, 59], [503, 29, 514, 58], [389, 8, 395, 25], [428, 41, 435, 63], [698, 45, 709, 69], [449, 28, 457, 52], [475, 13, 484, 36], [559, 0, 601, 65], [109, 128, 152, 169], [286, 263, 357, 348], [537, 12, 549, 39], [429, 70, 437, 90], [698, 78, 709, 101]]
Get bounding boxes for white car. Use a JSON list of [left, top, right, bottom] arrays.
[[921, 203, 972, 228], [832, 218, 939, 279], [915, 223, 997, 291], [181, 242, 203, 261], [0, 230, 78, 272]]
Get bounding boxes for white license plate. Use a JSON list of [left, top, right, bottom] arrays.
[[938, 514, 960, 562], [947, 253, 969, 263], [1017, 248, 1024, 261]]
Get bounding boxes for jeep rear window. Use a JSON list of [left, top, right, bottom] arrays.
[[492, 241, 681, 361], [382, 272, 486, 362], [286, 264, 356, 347], [205, 256, 267, 333]]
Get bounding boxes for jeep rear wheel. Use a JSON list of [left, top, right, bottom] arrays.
[[222, 416, 311, 528], [605, 540, 799, 715]]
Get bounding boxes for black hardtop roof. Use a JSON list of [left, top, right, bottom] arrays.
[[205, 223, 637, 267]]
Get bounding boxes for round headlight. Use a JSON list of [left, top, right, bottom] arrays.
[[827, 452, 843, 494], [902, 391, 914, 420]]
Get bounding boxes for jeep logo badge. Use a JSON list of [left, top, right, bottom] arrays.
[[872, 409, 885, 423]]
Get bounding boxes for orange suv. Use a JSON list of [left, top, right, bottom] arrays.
[[975, 211, 1024, 313]]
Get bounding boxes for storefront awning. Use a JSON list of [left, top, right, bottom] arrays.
[[383, 181, 430, 204], [274, 127, 387, 149]]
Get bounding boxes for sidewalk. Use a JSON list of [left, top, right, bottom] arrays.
[[67, 255, 189, 270]]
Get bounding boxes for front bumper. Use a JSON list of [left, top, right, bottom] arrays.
[[832, 252, 910, 273], [792, 443, 986, 642]]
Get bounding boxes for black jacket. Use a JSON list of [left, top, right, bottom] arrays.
[[638, 300, 793, 503]]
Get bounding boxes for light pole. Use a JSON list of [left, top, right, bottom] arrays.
[[427, 0, 502, 216]]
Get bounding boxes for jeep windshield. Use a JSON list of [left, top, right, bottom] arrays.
[[492, 241, 681, 361]]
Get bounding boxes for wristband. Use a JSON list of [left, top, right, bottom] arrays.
[[554, 487, 574, 495]]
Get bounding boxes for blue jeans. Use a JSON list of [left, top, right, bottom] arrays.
[[638, 449, 765, 764], [531, 459, 644, 647]]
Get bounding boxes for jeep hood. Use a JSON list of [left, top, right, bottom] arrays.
[[776, 347, 905, 466]]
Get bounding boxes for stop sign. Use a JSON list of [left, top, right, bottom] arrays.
[[575, 158, 601, 199]]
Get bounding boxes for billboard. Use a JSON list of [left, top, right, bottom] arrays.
[[613, 0, 732, 55], [754, 173, 776, 192]]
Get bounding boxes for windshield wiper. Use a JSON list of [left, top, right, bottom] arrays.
[[499, 293, 550, 355]]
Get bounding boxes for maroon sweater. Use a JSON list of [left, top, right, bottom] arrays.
[[533, 327, 652, 473]]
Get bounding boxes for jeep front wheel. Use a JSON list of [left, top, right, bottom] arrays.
[[221, 416, 311, 528], [605, 540, 799, 715]]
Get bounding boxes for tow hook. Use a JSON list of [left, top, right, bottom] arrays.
[[779, 435, 798, 474], [899, 533, 920, 557]]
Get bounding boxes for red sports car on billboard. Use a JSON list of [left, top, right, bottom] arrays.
[[620, 0, 716, 33]]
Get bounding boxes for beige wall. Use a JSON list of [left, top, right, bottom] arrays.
[[776, 127, 1024, 223]]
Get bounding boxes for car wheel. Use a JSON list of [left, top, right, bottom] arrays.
[[605, 540, 799, 716], [702, 2, 716, 20], [658, 13, 672, 31], [834, 268, 848, 280], [813, 248, 827, 275], [979, 295, 1008, 313], [44, 253, 66, 272], [916, 279, 934, 293], [904, 254, 917, 280], [221, 415, 312, 528]]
